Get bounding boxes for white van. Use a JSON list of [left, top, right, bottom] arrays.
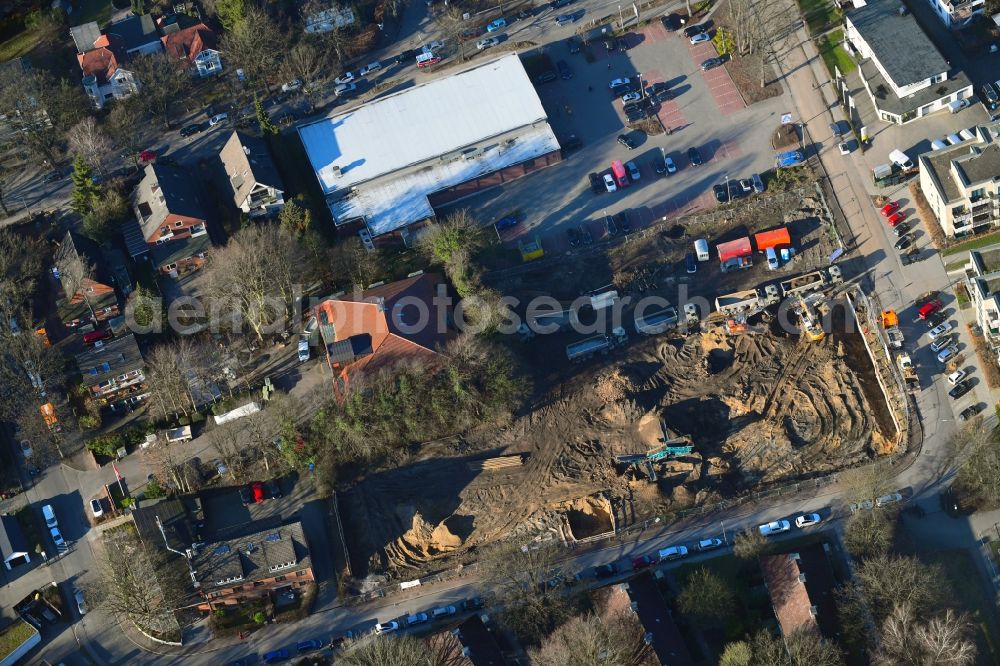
[[694, 239, 709, 261], [766, 247, 779, 270], [889, 149, 913, 170], [42, 504, 57, 529]]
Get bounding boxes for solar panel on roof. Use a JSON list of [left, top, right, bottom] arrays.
[[264, 533, 281, 542]]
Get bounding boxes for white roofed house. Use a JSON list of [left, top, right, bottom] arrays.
[[219, 131, 286, 218], [297, 54, 563, 246]]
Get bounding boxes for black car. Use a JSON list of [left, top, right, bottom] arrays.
[[713, 184, 728, 203], [463, 597, 485, 611], [616, 37, 629, 51], [561, 134, 582, 152], [894, 236, 912, 251], [645, 81, 670, 97], [727, 180, 744, 199], [683, 23, 706, 37], [617, 134, 637, 149], [701, 56, 726, 71], [589, 172, 604, 194], [687, 146, 703, 166], [239, 485, 254, 505], [926, 310, 947, 327], [534, 71, 557, 84], [605, 215, 618, 236], [556, 60, 572, 80], [661, 13, 681, 30], [180, 123, 205, 137], [567, 36, 581, 53], [594, 563, 617, 579], [901, 248, 919, 265], [625, 108, 647, 123], [960, 403, 984, 420], [265, 478, 282, 499], [296, 639, 324, 653], [566, 227, 580, 247], [395, 48, 421, 64], [42, 171, 62, 183], [948, 380, 973, 399], [615, 210, 631, 234], [892, 221, 910, 237]]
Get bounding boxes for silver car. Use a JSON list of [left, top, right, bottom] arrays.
[[758, 520, 790, 536], [937, 345, 959, 364]]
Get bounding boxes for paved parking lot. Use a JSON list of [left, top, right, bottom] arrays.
[[453, 28, 789, 254]]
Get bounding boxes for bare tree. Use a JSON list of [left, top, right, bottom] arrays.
[[530, 608, 655, 666], [144, 340, 199, 419], [129, 52, 190, 128], [786, 627, 845, 665], [281, 41, 326, 109], [210, 420, 255, 483], [66, 116, 112, 173], [0, 229, 45, 312], [337, 633, 435, 665], [733, 528, 770, 560], [107, 99, 146, 170], [222, 8, 285, 89], [842, 508, 896, 560], [146, 441, 202, 493], [203, 225, 304, 342], [838, 464, 892, 505], [875, 603, 976, 666], [434, 7, 472, 62]]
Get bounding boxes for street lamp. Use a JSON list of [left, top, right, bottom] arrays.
[[636, 72, 643, 99], [618, 4, 625, 29], [725, 173, 731, 203]]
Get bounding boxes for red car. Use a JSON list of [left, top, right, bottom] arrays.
[[918, 299, 943, 320], [887, 211, 906, 227], [252, 481, 265, 503], [631, 554, 657, 569], [880, 201, 900, 217]]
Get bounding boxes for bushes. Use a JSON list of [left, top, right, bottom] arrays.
[[86, 425, 150, 457], [212, 392, 253, 415]]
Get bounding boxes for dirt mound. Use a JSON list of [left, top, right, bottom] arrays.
[[384, 508, 464, 566]]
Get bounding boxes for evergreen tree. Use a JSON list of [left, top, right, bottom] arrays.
[[70, 155, 99, 215], [255, 95, 277, 137]]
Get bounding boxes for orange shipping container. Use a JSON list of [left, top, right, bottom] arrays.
[[753, 227, 791, 252]]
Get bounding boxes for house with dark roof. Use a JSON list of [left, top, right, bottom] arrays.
[[131, 496, 204, 552], [760, 543, 840, 640], [74, 333, 146, 403], [105, 14, 162, 55], [191, 521, 314, 610], [614, 573, 695, 665], [219, 132, 285, 218], [128, 163, 210, 276], [53, 231, 121, 328], [0, 515, 31, 569], [843, 0, 973, 124], [160, 20, 222, 77], [451, 615, 507, 665], [314, 272, 451, 392]]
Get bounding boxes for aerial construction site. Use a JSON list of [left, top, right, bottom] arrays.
[[339, 188, 898, 580]]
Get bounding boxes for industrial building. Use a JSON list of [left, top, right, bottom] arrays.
[[298, 54, 562, 246]]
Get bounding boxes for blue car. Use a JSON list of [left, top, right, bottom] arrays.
[[487, 18, 507, 32], [495, 213, 520, 230], [263, 649, 290, 664], [775, 151, 805, 168], [297, 639, 324, 653], [685, 252, 697, 274]]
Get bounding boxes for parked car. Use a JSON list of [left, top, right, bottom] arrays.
[[892, 221, 910, 236], [375, 621, 400, 634], [687, 146, 703, 166], [594, 563, 617, 578], [395, 48, 422, 64], [208, 113, 228, 126], [567, 36, 581, 53], [937, 345, 959, 364], [89, 499, 103, 518], [751, 173, 765, 193], [589, 172, 604, 194], [949, 380, 973, 399], [713, 184, 729, 203], [561, 134, 582, 151], [683, 23, 706, 37], [701, 56, 725, 70], [42, 504, 57, 528], [960, 403, 984, 421], [887, 211, 906, 227], [487, 18, 506, 31], [685, 252, 697, 274], [263, 649, 291, 664], [334, 71, 355, 85], [476, 37, 500, 49], [758, 520, 791, 536], [555, 13, 576, 25], [334, 83, 357, 96], [239, 485, 254, 505], [880, 201, 900, 216], [631, 554, 657, 569], [297, 639, 324, 653], [50, 527, 65, 548], [359, 61, 382, 76], [928, 322, 953, 341], [664, 156, 677, 174], [406, 612, 429, 625], [74, 588, 87, 615], [658, 545, 688, 560], [265, 478, 283, 499], [947, 370, 967, 385], [697, 538, 723, 551], [795, 513, 821, 528], [661, 13, 681, 30], [690, 32, 711, 44], [625, 161, 641, 182], [930, 335, 953, 353], [894, 236, 912, 251], [617, 134, 637, 149], [875, 492, 903, 507], [432, 605, 458, 618], [281, 79, 303, 92], [850, 500, 874, 512], [252, 481, 265, 503], [615, 210, 632, 233], [42, 170, 62, 182], [609, 77, 631, 89], [180, 123, 205, 137], [603, 173, 617, 192], [557, 60, 572, 79], [621, 91, 641, 104]]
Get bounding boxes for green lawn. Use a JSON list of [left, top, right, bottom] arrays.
[[942, 229, 1000, 256], [797, 0, 843, 35], [817, 30, 856, 77], [0, 28, 41, 63], [74, 0, 114, 26], [924, 550, 1000, 663]]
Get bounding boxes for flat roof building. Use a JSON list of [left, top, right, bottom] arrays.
[[298, 54, 561, 244], [844, 0, 973, 124]]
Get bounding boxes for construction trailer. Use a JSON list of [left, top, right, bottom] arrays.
[[717, 237, 753, 272], [715, 285, 780, 317], [565, 327, 627, 362], [634, 306, 679, 335], [753, 226, 791, 252], [778, 266, 842, 298]]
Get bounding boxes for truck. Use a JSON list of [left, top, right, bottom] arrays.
[[872, 162, 917, 188], [634, 306, 679, 335], [715, 285, 780, 317], [720, 256, 752, 273], [694, 239, 710, 261], [897, 353, 918, 388], [779, 267, 842, 298], [565, 328, 627, 362], [885, 327, 904, 349]]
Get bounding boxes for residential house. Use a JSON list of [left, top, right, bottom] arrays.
[[191, 521, 314, 610], [928, 0, 984, 27], [963, 248, 1000, 359], [918, 122, 1000, 238], [105, 14, 163, 56], [160, 18, 222, 77], [71, 21, 140, 109], [127, 163, 210, 276], [74, 333, 146, 403], [314, 272, 451, 393], [760, 544, 840, 640], [53, 231, 121, 329], [843, 0, 973, 124], [613, 573, 695, 665], [219, 132, 285, 218], [428, 616, 507, 665], [131, 496, 205, 551], [0, 515, 31, 569]]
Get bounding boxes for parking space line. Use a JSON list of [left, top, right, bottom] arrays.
[[637, 23, 669, 44]]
